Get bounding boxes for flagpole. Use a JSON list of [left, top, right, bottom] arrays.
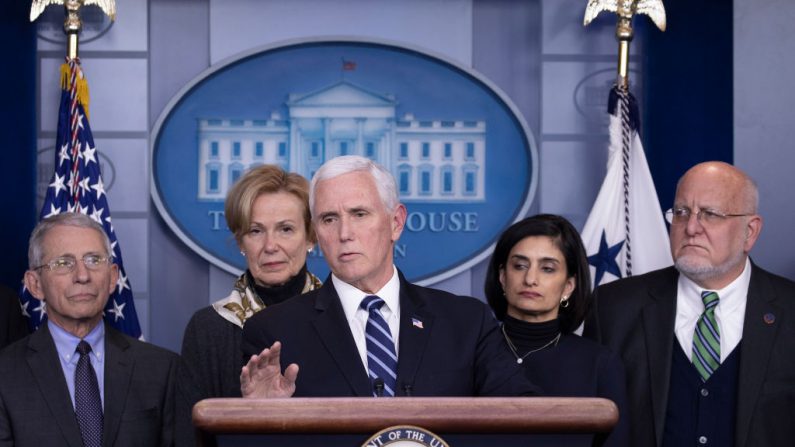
[[583, 0, 667, 90], [64, 1, 83, 60], [582, 0, 667, 278], [30, 0, 117, 59]]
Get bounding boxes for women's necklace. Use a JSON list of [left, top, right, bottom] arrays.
[[501, 324, 561, 364]]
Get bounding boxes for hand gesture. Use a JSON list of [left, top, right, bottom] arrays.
[[240, 341, 299, 398]]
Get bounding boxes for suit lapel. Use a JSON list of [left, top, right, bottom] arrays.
[[641, 268, 678, 447], [102, 325, 133, 447], [27, 325, 85, 447], [394, 274, 433, 396], [735, 265, 779, 446], [311, 281, 372, 396]]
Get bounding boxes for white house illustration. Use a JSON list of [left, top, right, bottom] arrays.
[[197, 81, 486, 202]]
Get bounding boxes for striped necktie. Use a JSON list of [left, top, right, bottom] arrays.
[[360, 295, 398, 397], [692, 291, 721, 381]]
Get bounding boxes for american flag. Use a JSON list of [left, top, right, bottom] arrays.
[[19, 58, 142, 338]]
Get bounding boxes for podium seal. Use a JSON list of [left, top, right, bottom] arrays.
[[362, 425, 450, 447]]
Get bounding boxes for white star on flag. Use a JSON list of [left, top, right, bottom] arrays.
[[44, 203, 62, 218], [82, 143, 97, 165], [49, 173, 67, 197], [58, 143, 70, 167], [20, 300, 30, 318], [90, 206, 105, 223], [78, 177, 91, 196], [117, 270, 130, 294], [91, 177, 106, 200], [33, 301, 47, 319], [108, 300, 126, 322]]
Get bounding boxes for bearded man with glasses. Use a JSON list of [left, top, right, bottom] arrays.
[[585, 161, 795, 447], [0, 212, 177, 447]]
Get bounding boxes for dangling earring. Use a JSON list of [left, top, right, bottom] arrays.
[[240, 250, 246, 256], [560, 295, 570, 308]]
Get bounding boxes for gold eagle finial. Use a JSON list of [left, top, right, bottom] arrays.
[[583, 0, 666, 32], [31, 0, 116, 23]]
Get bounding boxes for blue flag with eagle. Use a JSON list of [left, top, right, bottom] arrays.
[[19, 58, 142, 338], [581, 86, 672, 288]]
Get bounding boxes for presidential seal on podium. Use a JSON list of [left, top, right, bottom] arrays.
[[362, 425, 450, 447]]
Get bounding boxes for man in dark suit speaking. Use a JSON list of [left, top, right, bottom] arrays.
[[241, 155, 538, 398], [585, 162, 795, 447], [0, 213, 177, 447]]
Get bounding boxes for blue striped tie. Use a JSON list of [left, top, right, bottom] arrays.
[[692, 291, 721, 381], [360, 295, 398, 397]]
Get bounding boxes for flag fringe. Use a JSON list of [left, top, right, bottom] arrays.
[[59, 62, 90, 119]]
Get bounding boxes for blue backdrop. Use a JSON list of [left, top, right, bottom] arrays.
[[1, 2, 36, 289]]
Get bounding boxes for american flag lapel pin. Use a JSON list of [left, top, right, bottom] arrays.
[[412, 317, 424, 329]]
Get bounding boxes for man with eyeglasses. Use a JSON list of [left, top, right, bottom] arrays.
[[585, 161, 795, 447], [0, 213, 177, 447]]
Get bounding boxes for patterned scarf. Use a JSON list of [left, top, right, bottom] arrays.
[[212, 269, 322, 328]]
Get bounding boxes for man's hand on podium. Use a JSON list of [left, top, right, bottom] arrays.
[[240, 341, 299, 398]]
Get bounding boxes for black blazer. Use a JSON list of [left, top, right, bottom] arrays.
[[0, 323, 178, 447], [0, 285, 27, 350], [241, 271, 538, 397], [585, 264, 795, 447]]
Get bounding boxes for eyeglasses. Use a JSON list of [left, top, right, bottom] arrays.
[[34, 254, 111, 274], [665, 207, 753, 226]]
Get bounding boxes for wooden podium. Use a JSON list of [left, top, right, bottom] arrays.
[[193, 397, 618, 446]]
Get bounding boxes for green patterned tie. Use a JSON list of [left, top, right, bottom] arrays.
[[692, 291, 721, 381]]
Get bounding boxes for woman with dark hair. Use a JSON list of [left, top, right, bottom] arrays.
[[485, 214, 629, 447]]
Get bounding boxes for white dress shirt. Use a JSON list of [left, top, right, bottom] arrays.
[[675, 258, 751, 362], [333, 266, 401, 373]]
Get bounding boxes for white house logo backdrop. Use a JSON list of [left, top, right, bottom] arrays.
[[151, 39, 537, 284]]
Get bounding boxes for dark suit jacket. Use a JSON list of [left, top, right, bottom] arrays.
[[241, 271, 538, 397], [584, 264, 795, 447], [0, 285, 27, 350], [0, 323, 177, 447]]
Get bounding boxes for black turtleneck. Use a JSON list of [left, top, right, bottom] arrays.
[[246, 264, 308, 307], [502, 314, 561, 352]]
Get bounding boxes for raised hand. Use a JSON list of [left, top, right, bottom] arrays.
[[240, 341, 299, 398]]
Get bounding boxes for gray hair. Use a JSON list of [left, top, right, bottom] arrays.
[[309, 155, 399, 214], [743, 177, 760, 214], [28, 212, 113, 269]]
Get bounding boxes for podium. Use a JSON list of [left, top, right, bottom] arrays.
[[193, 397, 618, 446]]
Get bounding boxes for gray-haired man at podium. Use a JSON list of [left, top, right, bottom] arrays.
[[240, 156, 539, 398]]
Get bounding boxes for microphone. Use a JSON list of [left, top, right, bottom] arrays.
[[373, 378, 385, 397]]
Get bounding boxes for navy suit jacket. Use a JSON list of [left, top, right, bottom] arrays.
[[0, 323, 177, 447], [241, 271, 538, 397], [585, 264, 795, 447]]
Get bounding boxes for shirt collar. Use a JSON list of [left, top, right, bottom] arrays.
[[333, 266, 401, 323], [678, 257, 752, 310], [49, 320, 105, 364]]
